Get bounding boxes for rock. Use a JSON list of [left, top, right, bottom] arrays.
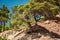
[[44, 20, 50, 24], [56, 15, 60, 17], [20, 37, 28, 40], [7, 27, 26, 40], [14, 33, 26, 40], [7, 35, 14, 40]]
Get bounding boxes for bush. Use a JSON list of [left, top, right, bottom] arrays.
[[0, 25, 11, 32], [0, 36, 7, 40]]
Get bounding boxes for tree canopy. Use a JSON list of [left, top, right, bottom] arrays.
[[11, 0, 60, 30], [0, 5, 9, 31]]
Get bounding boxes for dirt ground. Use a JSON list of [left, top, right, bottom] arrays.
[[37, 20, 60, 35]]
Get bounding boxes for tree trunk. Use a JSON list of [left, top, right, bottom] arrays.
[[2, 21, 6, 31], [4, 21, 5, 27], [0, 20, 2, 27], [0, 20, 2, 32]]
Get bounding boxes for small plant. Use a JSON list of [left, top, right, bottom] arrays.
[[0, 25, 11, 32], [0, 36, 7, 40]]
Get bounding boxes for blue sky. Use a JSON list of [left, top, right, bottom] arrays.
[[0, 0, 29, 26], [0, 0, 29, 13]]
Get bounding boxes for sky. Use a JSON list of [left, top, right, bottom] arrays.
[[0, 0, 29, 13], [0, 0, 29, 26]]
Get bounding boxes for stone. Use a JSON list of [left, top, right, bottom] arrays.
[[44, 20, 50, 24]]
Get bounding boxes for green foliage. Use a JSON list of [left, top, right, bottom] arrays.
[[0, 5, 9, 28], [0, 36, 7, 40], [0, 25, 11, 32], [11, 0, 60, 30], [0, 5, 10, 32]]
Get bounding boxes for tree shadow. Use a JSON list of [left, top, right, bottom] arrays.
[[54, 17, 60, 24], [26, 24, 60, 39], [48, 17, 60, 24]]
